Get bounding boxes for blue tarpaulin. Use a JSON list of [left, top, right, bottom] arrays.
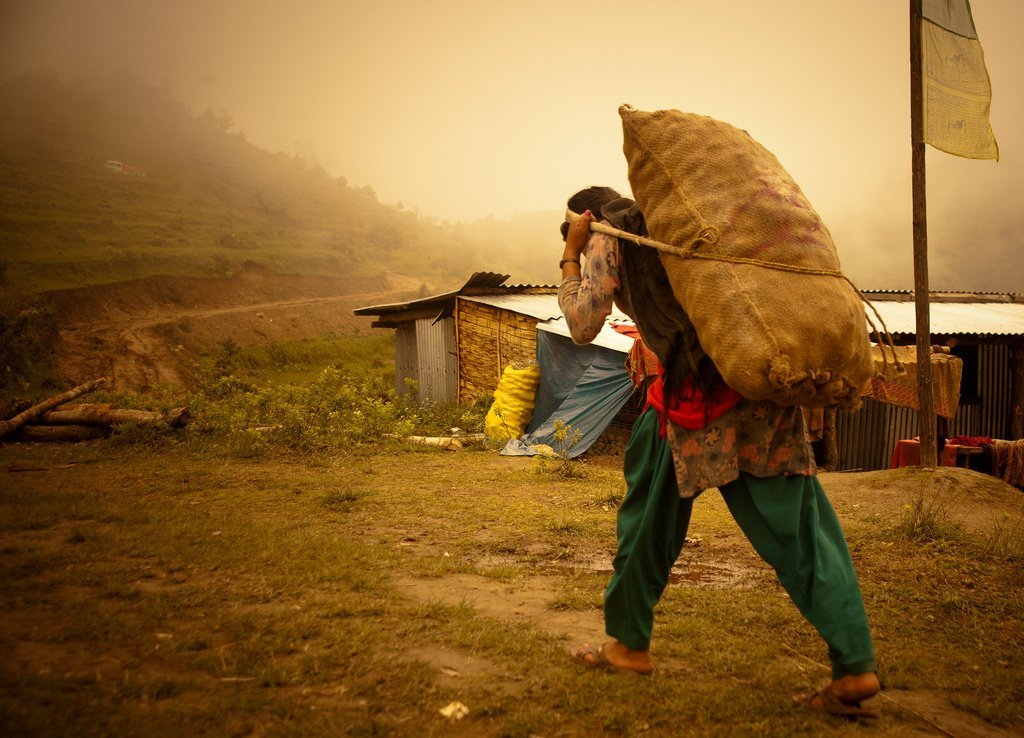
[[501, 330, 635, 458]]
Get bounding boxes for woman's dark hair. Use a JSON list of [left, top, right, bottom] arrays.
[[560, 186, 622, 241], [561, 186, 722, 403]]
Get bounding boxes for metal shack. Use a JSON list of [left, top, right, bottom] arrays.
[[353, 272, 639, 455], [353, 272, 559, 405], [836, 291, 1024, 471]]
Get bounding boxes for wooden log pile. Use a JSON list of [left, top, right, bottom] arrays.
[[0, 377, 190, 443]]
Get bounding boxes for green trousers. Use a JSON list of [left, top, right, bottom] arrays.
[[604, 409, 877, 678]]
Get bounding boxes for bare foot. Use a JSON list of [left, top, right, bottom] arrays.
[[805, 672, 881, 719], [571, 640, 654, 675], [825, 672, 881, 704]]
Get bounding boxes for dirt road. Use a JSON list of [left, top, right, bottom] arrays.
[[48, 267, 423, 389]]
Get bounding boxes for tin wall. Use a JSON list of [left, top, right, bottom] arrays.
[[394, 323, 418, 396], [835, 343, 1012, 470], [415, 317, 457, 403]]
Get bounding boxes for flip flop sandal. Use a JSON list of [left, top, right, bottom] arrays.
[[797, 688, 880, 720], [571, 643, 618, 672], [570, 644, 651, 676]]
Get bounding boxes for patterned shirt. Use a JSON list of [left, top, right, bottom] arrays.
[[559, 230, 815, 497]]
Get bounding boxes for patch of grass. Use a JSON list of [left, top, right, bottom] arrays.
[[2, 435, 1024, 735], [548, 575, 603, 612], [545, 518, 585, 537], [108, 420, 174, 447], [534, 454, 591, 480], [588, 484, 625, 510], [319, 488, 361, 512], [889, 494, 964, 543], [978, 512, 1024, 562], [224, 334, 396, 385]]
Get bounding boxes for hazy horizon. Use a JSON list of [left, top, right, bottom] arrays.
[[2, 0, 1022, 291]]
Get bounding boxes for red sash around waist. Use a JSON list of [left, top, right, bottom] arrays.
[[646, 375, 743, 433]]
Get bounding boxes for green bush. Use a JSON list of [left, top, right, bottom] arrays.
[[186, 362, 487, 455]]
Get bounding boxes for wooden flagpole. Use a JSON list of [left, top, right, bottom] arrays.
[[910, 0, 938, 468]]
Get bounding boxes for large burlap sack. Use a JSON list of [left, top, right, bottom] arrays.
[[619, 105, 875, 408]]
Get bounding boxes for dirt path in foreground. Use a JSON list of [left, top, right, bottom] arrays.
[[387, 459, 1024, 738], [395, 567, 1022, 738]]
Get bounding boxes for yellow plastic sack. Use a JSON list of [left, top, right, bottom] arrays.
[[484, 364, 541, 441]]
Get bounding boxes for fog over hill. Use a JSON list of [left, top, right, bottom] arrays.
[[0, 73, 561, 295], [0, 72, 1019, 297]]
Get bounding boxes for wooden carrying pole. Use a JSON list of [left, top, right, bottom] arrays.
[[910, 0, 938, 468]]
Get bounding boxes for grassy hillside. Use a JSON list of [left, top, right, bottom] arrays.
[[0, 72, 562, 295]]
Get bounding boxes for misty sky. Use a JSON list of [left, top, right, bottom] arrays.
[[2, 0, 1022, 290]]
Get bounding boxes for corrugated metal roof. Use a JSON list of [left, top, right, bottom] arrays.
[[353, 293, 448, 316], [353, 271, 511, 316], [863, 290, 1023, 302], [538, 317, 636, 353], [505, 283, 559, 290], [459, 293, 563, 320], [870, 300, 1024, 336], [460, 294, 633, 323], [462, 271, 514, 290]]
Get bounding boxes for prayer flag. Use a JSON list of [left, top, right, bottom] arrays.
[[920, 0, 999, 160]]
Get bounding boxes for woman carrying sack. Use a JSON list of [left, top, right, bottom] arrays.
[[558, 186, 880, 719]]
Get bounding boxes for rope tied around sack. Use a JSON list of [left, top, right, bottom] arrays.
[[565, 209, 905, 376]]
